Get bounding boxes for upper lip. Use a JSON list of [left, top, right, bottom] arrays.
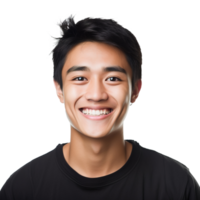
[[79, 106, 113, 110]]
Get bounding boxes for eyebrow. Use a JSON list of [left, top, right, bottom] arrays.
[[66, 66, 127, 75]]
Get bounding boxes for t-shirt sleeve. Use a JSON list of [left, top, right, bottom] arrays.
[[184, 170, 200, 200], [164, 155, 200, 200], [0, 162, 33, 200]]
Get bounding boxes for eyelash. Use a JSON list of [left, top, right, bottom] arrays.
[[73, 77, 121, 81]]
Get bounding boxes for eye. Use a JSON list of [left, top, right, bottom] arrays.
[[73, 76, 85, 81], [73, 76, 121, 82], [108, 77, 121, 82]]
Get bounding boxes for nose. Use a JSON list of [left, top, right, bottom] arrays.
[[85, 77, 108, 102]]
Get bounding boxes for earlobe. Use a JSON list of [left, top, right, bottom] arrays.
[[131, 95, 136, 104], [131, 79, 144, 104]]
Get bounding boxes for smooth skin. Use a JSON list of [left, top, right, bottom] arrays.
[[54, 41, 142, 178]]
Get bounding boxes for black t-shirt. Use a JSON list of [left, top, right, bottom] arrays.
[[0, 140, 200, 200]]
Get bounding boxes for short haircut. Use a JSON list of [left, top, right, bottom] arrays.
[[52, 16, 142, 90]]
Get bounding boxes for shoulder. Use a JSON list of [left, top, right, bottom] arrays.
[[0, 160, 33, 200], [140, 145, 188, 174], [0, 146, 58, 200], [140, 145, 200, 199]]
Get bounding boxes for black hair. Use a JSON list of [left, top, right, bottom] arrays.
[[52, 16, 142, 90]]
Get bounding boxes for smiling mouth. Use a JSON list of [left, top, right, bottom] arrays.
[[79, 108, 113, 116]]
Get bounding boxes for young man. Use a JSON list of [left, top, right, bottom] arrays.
[[54, 39, 143, 178], [0, 16, 200, 200]]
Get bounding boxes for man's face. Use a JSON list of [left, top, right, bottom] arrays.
[[54, 41, 140, 138]]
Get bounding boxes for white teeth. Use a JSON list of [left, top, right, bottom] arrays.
[[81, 109, 112, 116]]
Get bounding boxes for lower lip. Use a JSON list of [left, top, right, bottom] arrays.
[[79, 110, 114, 120]]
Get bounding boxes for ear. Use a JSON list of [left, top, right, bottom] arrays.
[[54, 80, 64, 103], [131, 79, 142, 103]]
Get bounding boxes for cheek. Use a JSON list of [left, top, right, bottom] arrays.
[[65, 87, 81, 99], [63, 85, 82, 106], [65, 86, 76, 100], [110, 84, 129, 105]]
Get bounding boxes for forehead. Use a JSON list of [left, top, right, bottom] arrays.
[[62, 41, 132, 77]]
